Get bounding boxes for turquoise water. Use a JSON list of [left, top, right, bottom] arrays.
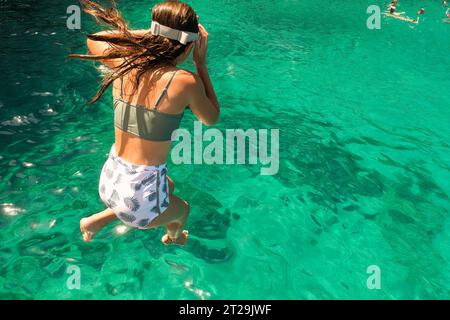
[[1, 0, 450, 299]]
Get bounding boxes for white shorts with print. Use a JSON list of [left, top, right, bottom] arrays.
[[99, 145, 170, 229]]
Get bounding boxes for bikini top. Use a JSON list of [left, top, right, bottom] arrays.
[[113, 71, 184, 142]]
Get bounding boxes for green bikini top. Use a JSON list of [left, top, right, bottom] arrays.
[[113, 71, 184, 142]]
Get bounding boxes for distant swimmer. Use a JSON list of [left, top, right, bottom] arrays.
[[384, 2, 424, 23], [387, 1, 396, 12], [386, 1, 405, 16], [384, 9, 420, 24], [387, 4, 401, 15], [445, 9, 450, 23], [389, 5, 396, 14]]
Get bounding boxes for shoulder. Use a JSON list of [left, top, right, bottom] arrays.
[[174, 68, 202, 90]]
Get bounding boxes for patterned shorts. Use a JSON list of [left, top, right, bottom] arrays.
[[99, 145, 170, 229]]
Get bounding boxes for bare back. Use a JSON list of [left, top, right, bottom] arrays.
[[113, 67, 190, 166]]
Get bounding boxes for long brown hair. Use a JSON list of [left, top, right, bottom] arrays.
[[69, 0, 199, 105]]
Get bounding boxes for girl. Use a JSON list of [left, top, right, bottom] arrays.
[[70, 0, 220, 245]]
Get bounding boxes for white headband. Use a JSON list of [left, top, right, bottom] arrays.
[[150, 21, 199, 45]]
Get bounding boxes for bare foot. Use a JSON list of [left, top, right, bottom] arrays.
[[80, 217, 98, 242], [161, 230, 189, 246]]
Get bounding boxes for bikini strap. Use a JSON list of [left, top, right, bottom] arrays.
[[119, 76, 124, 99], [153, 70, 178, 109]]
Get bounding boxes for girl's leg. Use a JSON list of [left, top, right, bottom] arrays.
[[154, 176, 190, 245], [147, 194, 190, 245], [167, 175, 175, 194], [80, 208, 117, 242], [163, 196, 190, 244], [80, 176, 189, 244]]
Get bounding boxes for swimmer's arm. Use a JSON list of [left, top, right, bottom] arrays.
[[86, 29, 149, 68], [185, 70, 220, 126]]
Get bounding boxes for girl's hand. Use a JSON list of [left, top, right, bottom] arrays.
[[194, 24, 208, 67]]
